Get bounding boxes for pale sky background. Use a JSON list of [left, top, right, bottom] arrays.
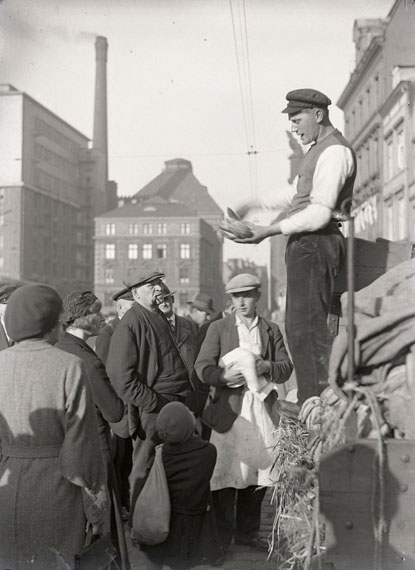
[[0, 0, 393, 264]]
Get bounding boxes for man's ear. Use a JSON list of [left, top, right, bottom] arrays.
[[314, 108, 324, 124]]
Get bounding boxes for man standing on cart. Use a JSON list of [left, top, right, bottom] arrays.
[[230, 88, 356, 405]]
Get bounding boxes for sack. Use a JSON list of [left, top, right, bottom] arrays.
[[74, 532, 116, 570], [132, 444, 171, 545]]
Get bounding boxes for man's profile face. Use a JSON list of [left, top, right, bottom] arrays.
[[158, 295, 174, 318], [289, 109, 320, 145], [117, 299, 134, 319], [133, 280, 163, 310]]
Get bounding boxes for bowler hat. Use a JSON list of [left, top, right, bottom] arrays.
[[282, 88, 331, 114], [124, 271, 165, 291], [225, 273, 261, 294], [187, 293, 215, 315]]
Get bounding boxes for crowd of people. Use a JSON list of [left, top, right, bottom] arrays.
[[0, 270, 292, 570], [0, 87, 355, 570]]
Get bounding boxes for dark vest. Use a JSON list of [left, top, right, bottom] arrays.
[[289, 129, 356, 219]]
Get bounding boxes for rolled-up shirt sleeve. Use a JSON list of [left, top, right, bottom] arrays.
[[280, 145, 355, 235]]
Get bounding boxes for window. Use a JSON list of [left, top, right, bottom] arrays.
[[143, 223, 152, 235], [181, 223, 190, 234], [156, 244, 167, 259], [157, 223, 167, 234], [128, 243, 138, 259], [397, 193, 405, 241], [142, 244, 152, 259], [385, 200, 393, 240], [129, 223, 139, 235], [105, 243, 115, 259], [397, 128, 405, 171], [105, 269, 114, 284], [385, 135, 393, 181], [0, 257, 4, 269], [105, 223, 115, 235], [180, 244, 190, 259], [179, 268, 189, 284]]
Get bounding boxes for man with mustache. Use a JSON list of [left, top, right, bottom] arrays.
[[106, 272, 193, 524]]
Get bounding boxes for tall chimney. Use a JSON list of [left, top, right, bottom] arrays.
[[93, 36, 108, 180]]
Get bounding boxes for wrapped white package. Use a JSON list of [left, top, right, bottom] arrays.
[[220, 347, 268, 392]]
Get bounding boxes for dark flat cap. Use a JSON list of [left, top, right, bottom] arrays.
[[112, 287, 134, 302], [225, 273, 261, 294], [0, 283, 22, 304], [282, 88, 331, 114], [125, 271, 165, 291]]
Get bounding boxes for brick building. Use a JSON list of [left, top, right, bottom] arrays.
[[337, 0, 415, 241], [95, 159, 223, 315]]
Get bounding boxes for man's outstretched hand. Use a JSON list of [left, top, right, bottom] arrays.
[[231, 223, 271, 244]]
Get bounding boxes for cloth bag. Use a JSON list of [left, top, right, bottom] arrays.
[[132, 444, 171, 545]]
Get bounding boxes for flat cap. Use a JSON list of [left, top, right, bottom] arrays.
[[225, 273, 261, 294], [112, 287, 134, 302], [282, 88, 331, 114], [124, 271, 165, 291], [0, 283, 22, 304]]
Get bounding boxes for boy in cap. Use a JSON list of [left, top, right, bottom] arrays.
[[228, 88, 356, 406], [195, 273, 293, 554], [106, 271, 194, 525]]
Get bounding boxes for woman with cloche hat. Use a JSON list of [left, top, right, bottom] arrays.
[[0, 284, 107, 569]]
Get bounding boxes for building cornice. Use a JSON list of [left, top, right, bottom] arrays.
[[337, 37, 383, 109], [379, 80, 412, 118]]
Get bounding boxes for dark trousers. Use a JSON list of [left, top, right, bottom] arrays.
[[212, 486, 267, 549], [112, 435, 133, 510], [285, 227, 345, 406]]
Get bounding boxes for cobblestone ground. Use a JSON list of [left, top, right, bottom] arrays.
[[128, 489, 279, 570]]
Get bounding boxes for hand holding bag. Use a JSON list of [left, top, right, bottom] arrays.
[[132, 444, 171, 545]]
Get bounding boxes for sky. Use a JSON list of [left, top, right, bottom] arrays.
[[0, 0, 393, 264]]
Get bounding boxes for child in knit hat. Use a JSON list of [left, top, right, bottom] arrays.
[[142, 402, 224, 569]]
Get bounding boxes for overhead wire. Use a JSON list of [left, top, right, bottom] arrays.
[[229, 0, 259, 199]]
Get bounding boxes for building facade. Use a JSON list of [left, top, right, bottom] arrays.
[[0, 37, 116, 296], [95, 159, 224, 315], [337, 0, 415, 242]]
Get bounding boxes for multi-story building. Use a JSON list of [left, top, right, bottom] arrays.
[[0, 37, 116, 295], [95, 159, 223, 315], [337, 0, 415, 241]]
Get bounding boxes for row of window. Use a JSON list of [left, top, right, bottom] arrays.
[[104, 243, 191, 260], [34, 143, 78, 178], [104, 267, 191, 286], [345, 74, 380, 137], [105, 222, 191, 236], [35, 117, 81, 155]]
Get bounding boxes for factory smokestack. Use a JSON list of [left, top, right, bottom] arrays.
[[93, 36, 108, 180]]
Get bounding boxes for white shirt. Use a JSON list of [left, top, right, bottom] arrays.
[[260, 144, 355, 235]]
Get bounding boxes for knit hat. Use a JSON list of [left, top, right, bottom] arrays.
[[61, 291, 101, 327], [156, 402, 196, 444], [5, 284, 62, 342]]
